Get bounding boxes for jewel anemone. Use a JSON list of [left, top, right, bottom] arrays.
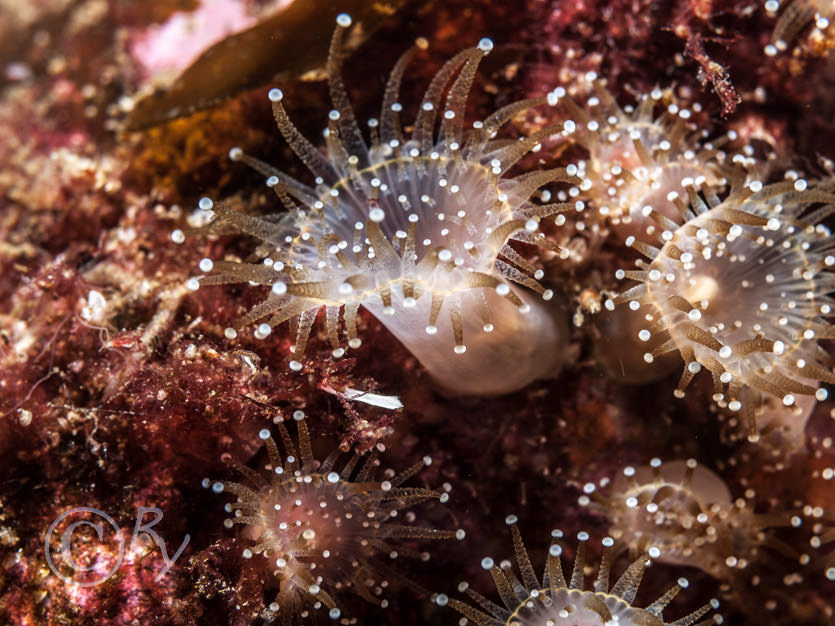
[[208, 411, 462, 624], [193, 14, 575, 395], [609, 175, 835, 438], [579, 458, 804, 582], [435, 516, 719, 626], [555, 80, 732, 240]]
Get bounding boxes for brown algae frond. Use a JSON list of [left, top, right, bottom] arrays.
[[191, 14, 575, 394], [208, 410, 463, 623], [435, 516, 720, 626], [608, 175, 835, 438]]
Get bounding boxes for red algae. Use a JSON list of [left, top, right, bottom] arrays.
[[0, 1, 833, 625]]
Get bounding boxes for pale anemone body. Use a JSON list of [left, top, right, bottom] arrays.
[[580, 459, 802, 582], [558, 83, 729, 239], [211, 412, 460, 624], [437, 518, 718, 626], [611, 177, 835, 437], [198, 15, 574, 394]]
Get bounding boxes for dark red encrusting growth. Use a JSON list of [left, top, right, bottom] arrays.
[[527, 0, 835, 156], [0, 1, 834, 625], [0, 456, 192, 625], [525, 1, 755, 110]]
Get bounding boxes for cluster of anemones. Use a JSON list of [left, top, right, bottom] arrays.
[[542, 73, 835, 443], [181, 10, 835, 624], [185, 13, 835, 430]]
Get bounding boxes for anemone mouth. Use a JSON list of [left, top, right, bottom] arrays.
[[644, 203, 830, 400], [582, 457, 814, 585], [248, 473, 384, 552], [288, 155, 518, 281], [597, 162, 726, 227], [648, 214, 817, 352], [582, 460, 733, 575]]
